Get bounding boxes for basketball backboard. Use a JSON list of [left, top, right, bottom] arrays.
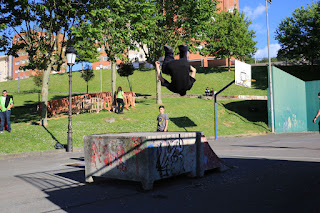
[[235, 60, 252, 88]]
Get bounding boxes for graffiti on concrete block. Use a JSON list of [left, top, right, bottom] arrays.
[[130, 137, 144, 174], [155, 139, 185, 177], [90, 141, 102, 168], [104, 140, 127, 172], [90, 139, 127, 172]]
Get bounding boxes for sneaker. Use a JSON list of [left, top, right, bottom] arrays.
[[164, 45, 173, 55], [178, 45, 188, 59], [0, 131, 3, 133]]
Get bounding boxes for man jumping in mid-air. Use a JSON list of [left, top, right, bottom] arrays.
[[155, 45, 197, 96]]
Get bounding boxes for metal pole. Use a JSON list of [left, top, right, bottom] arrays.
[[266, 0, 275, 132], [214, 80, 235, 140], [18, 71, 20, 93], [67, 64, 73, 152], [214, 96, 217, 140], [100, 64, 103, 93]]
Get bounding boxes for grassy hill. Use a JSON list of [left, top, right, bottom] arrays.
[[0, 66, 268, 97], [0, 66, 271, 154]]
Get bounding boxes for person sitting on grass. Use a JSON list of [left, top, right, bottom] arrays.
[[205, 87, 210, 96], [155, 45, 197, 96], [210, 88, 214, 96]]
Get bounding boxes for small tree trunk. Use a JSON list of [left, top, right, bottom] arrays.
[[156, 72, 162, 104], [228, 57, 231, 72], [87, 82, 89, 94], [111, 61, 117, 103], [127, 76, 132, 92], [41, 65, 52, 127]]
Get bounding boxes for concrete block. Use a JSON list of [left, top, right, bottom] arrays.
[[84, 132, 225, 190]]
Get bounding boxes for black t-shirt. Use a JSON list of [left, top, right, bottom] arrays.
[[166, 59, 192, 94]]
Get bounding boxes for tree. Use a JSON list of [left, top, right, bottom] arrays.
[[202, 9, 257, 71], [0, 23, 9, 52], [131, 0, 217, 103], [81, 65, 95, 94], [33, 70, 43, 89], [117, 62, 134, 92], [0, 0, 91, 126], [275, 2, 320, 67], [75, 0, 147, 101]]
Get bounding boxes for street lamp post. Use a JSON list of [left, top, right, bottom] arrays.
[[265, 0, 274, 133], [100, 64, 103, 92], [66, 46, 77, 152], [18, 70, 20, 93]]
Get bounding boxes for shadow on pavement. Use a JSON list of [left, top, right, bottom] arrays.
[[15, 157, 320, 213]]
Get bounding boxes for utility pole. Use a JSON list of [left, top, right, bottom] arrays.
[[266, 0, 274, 132]]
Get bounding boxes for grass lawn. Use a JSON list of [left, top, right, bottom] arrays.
[[0, 65, 281, 154], [0, 97, 269, 154]]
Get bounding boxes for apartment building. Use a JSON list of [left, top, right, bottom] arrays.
[[188, 0, 239, 67], [92, 43, 153, 70], [0, 55, 12, 82], [12, 32, 67, 80]]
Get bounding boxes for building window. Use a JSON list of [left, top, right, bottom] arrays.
[[104, 56, 108, 61], [16, 61, 20, 65], [97, 47, 101, 51], [22, 60, 25, 64]]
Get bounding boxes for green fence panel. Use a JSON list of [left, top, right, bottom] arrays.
[[268, 66, 307, 133], [306, 81, 320, 131]]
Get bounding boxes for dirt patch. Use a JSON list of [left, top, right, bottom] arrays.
[[223, 121, 234, 127]]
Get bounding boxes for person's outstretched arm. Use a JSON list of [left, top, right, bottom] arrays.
[[155, 61, 165, 84], [313, 108, 320, 123], [190, 65, 197, 79]]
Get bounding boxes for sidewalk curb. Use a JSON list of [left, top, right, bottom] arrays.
[[0, 147, 83, 160], [205, 132, 269, 141], [0, 133, 269, 160], [5, 131, 316, 160]]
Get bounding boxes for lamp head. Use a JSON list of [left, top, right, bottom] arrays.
[[66, 46, 77, 66]]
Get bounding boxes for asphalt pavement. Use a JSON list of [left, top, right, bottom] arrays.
[[0, 132, 320, 213]]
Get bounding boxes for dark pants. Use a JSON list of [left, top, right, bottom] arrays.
[[116, 98, 124, 113], [0, 110, 11, 132], [162, 45, 188, 74]]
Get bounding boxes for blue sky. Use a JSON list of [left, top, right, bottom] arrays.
[[239, 0, 316, 59]]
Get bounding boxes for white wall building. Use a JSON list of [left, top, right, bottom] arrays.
[[0, 55, 13, 82]]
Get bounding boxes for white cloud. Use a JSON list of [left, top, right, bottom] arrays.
[[253, 43, 281, 59], [243, 5, 265, 20], [250, 23, 266, 35]]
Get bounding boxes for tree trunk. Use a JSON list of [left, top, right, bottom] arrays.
[[111, 61, 117, 103], [127, 76, 132, 92], [156, 72, 162, 104], [228, 57, 231, 72], [40, 65, 52, 127], [87, 82, 89, 94]]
